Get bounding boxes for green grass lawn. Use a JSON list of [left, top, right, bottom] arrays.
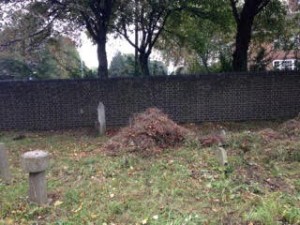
[[0, 122, 299, 225]]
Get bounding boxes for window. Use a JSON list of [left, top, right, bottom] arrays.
[[282, 60, 293, 70], [273, 61, 281, 70], [273, 59, 296, 70]]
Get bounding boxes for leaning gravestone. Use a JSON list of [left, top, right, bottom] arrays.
[[0, 143, 11, 184], [215, 147, 228, 166], [21, 150, 49, 205], [97, 102, 106, 136]]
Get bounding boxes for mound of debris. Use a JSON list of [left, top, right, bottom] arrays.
[[103, 108, 192, 156], [279, 116, 300, 137], [198, 133, 226, 147], [258, 128, 282, 142]]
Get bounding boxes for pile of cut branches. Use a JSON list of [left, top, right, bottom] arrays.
[[103, 108, 191, 156]]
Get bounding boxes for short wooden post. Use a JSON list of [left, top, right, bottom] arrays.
[[0, 143, 12, 184], [21, 150, 49, 205]]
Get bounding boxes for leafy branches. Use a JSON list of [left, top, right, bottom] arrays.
[[114, 0, 185, 76]]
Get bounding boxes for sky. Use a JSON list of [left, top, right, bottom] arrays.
[[78, 33, 135, 69], [77, 32, 170, 71]]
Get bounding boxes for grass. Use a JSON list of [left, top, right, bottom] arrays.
[[0, 122, 299, 225]]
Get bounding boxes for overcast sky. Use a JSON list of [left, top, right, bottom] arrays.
[[78, 33, 168, 71], [78, 33, 134, 69]]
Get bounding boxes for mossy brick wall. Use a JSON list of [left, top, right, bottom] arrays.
[[0, 72, 300, 130]]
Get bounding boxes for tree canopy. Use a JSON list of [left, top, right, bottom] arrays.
[[0, 3, 89, 79], [0, 0, 298, 77], [109, 52, 167, 77]]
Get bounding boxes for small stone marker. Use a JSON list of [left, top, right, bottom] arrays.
[[0, 143, 12, 184], [21, 150, 49, 205], [216, 147, 228, 166], [97, 102, 106, 136]]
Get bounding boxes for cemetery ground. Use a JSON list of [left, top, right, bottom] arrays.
[[0, 121, 300, 225]]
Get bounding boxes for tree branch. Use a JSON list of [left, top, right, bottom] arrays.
[[229, 0, 240, 23], [255, 0, 271, 16], [80, 12, 98, 41], [0, 8, 60, 50]]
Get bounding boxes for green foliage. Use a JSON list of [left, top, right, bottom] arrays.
[[114, 0, 188, 76], [109, 52, 135, 77], [2, 0, 298, 75], [0, 33, 89, 79], [157, 1, 235, 74], [0, 3, 91, 80], [0, 58, 32, 79], [109, 52, 167, 77]]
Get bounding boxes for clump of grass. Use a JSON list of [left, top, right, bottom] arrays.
[[266, 140, 300, 162], [245, 194, 300, 225], [283, 207, 300, 224], [246, 195, 283, 225], [227, 131, 263, 153]]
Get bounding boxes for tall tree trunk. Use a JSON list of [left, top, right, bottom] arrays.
[[232, 17, 254, 72], [231, 0, 267, 72], [97, 32, 108, 79], [139, 53, 150, 76]]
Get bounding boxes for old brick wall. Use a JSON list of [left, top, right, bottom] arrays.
[[0, 72, 300, 130]]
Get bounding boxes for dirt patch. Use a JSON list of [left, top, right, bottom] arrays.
[[103, 108, 192, 156], [234, 163, 294, 193]]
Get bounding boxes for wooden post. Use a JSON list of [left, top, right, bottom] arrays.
[[21, 150, 49, 205], [0, 143, 11, 184]]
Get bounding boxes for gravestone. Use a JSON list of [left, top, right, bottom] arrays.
[[97, 102, 106, 136], [21, 150, 49, 205], [0, 143, 11, 184], [215, 147, 228, 166]]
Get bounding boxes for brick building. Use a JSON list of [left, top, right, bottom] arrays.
[[269, 0, 300, 71]]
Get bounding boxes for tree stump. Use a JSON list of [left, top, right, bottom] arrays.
[[21, 150, 49, 205]]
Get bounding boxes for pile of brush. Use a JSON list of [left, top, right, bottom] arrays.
[[103, 108, 191, 156]]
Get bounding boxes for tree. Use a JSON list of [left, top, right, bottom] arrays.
[[230, 0, 271, 72], [0, 35, 87, 79], [109, 52, 167, 77], [248, 0, 293, 71], [115, 0, 185, 76], [156, 0, 235, 73], [0, 9, 88, 80], [0, 1, 59, 51], [0, 0, 118, 78], [109, 51, 131, 77], [47, 0, 119, 78]]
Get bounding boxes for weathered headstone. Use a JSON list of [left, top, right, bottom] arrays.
[[97, 102, 106, 136], [0, 143, 12, 184], [215, 147, 228, 166], [21, 150, 49, 205]]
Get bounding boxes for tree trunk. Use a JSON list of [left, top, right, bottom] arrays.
[[139, 53, 150, 76], [97, 33, 108, 79], [232, 1, 258, 72], [232, 19, 253, 72]]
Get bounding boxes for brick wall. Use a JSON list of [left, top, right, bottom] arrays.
[[0, 72, 300, 130]]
